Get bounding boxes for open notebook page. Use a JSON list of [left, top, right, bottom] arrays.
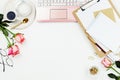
[[87, 13, 120, 53]]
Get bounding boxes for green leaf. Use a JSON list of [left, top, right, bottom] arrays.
[[2, 29, 9, 36], [0, 14, 3, 22], [115, 61, 120, 68], [0, 25, 3, 30], [1, 22, 9, 27], [108, 73, 117, 79], [3, 20, 13, 23], [116, 76, 120, 80]]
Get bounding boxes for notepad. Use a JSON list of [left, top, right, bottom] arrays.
[[75, 0, 119, 30], [87, 13, 120, 53]]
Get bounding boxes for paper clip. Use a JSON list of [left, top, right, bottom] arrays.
[[80, 0, 100, 11]]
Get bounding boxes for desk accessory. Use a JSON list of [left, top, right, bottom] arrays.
[[89, 66, 98, 75], [7, 11, 16, 21], [80, 0, 100, 11], [3, 0, 36, 30], [10, 18, 29, 29], [73, 0, 118, 57]]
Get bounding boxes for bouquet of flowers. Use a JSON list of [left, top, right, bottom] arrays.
[[0, 14, 25, 72]]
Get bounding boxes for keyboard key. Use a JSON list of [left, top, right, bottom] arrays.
[[60, 0, 64, 3], [38, 0, 87, 6]]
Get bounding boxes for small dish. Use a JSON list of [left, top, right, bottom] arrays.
[[3, 0, 36, 30]]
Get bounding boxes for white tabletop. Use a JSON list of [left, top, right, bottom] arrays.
[[0, 0, 117, 80]]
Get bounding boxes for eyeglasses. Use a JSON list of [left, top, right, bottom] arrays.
[[0, 49, 14, 72]]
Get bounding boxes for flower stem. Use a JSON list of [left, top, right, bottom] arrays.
[[5, 28, 15, 36], [4, 35, 12, 47], [111, 66, 120, 75], [0, 23, 15, 36]]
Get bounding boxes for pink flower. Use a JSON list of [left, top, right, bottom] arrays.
[[15, 33, 25, 43], [101, 58, 112, 68], [8, 45, 20, 57]]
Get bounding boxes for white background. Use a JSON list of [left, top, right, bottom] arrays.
[[0, 0, 115, 80]]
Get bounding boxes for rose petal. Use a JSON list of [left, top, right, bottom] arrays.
[[101, 58, 112, 68]]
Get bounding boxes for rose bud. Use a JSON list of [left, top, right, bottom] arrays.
[[101, 58, 112, 68], [8, 45, 20, 57], [15, 33, 25, 43]]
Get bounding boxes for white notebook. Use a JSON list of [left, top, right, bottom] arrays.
[[87, 13, 120, 53]]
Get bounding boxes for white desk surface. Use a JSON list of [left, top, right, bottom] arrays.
[[0, 0, 116, 80]]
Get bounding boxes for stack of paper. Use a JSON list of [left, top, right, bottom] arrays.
[[87, 13, 120, 53]]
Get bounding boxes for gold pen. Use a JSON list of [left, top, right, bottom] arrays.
[[87, 34, 106, 54]]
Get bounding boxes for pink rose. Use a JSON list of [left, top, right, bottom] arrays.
[[8, 45, 20, 57], [101, 58, 112, 68], [15, 33, 25, 43]]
